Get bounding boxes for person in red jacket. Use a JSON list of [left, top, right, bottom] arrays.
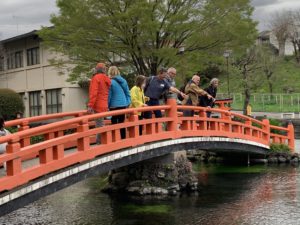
[[87, 63, 111, 144]]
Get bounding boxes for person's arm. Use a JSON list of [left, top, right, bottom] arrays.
[[169, 86, 187, 99], [124, 82, 131, 106], [191, 85, 214, 100], [108, 82, 113, 108]]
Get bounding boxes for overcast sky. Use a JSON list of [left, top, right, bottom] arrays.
[[1, 0, 300, 40]]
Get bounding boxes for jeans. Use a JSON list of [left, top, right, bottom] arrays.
[[95, 117, 104, 144], [110, 107, 127, 139], [143, 98, 162, 119]]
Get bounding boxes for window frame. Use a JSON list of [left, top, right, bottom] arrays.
[[46, 89, 62, 114], [29, 91, 42, 116], [27, 47, 40, 66]]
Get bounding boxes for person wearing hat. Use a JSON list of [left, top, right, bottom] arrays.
[[87, 62, 111, 144], [144, 67, 186, 118]]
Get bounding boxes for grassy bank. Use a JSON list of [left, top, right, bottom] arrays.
[[216, 57, 300, 112]]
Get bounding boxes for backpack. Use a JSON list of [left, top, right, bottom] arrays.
[[144, 76, 154, 94]]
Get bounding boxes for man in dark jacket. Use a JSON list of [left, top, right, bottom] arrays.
[[144, 67, 186, 118]]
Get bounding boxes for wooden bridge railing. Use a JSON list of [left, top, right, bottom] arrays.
[[0, 99, 294, 192]]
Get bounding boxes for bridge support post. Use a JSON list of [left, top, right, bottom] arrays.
[[166, 98, 178, 137], [262, 119, 270, 146], [287, 122, 295, 152], [222, 112, 231, 132], [6, 136, 22, 176], [54, 131, 64, 160], [77, 119, 90, 151], [18, 121, 30, 147], [40, 132, 55, 164], [128, 113, 139, 139]]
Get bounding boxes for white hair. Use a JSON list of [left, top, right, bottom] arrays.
[[167, 67, 176, 74], [210, 78, 219, 85]]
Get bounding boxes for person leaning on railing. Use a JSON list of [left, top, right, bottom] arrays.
[[199, 78, 219, 118], [130, 75, 149, 135], [143, 67, 187, 119], [182, 75, 214, 117], [87, 63, 111, 144]]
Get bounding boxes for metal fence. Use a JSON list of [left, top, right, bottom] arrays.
[[217, 93, 300, 112]]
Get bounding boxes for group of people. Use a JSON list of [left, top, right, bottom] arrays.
[[87, 63, 219, 142]]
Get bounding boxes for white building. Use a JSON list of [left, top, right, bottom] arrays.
[[0, 30, 88, 117], [257, 30, 294, 56]]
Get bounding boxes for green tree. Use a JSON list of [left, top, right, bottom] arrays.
[[233, 47, 263, 115], [0, 89, 24, 120], [256, 44, 278, 94], [39, 0, 257, 82]]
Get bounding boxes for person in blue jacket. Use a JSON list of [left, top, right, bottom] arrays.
[[108, 66, 131, 139]]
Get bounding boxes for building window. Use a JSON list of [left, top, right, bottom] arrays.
[[29, 91, 42, 116], [27, 47, 40, 66], [46, 89, 62, 114], [7, 51, 23, 69]]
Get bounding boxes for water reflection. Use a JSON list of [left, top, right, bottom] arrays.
[[0, 164, 299, 225]]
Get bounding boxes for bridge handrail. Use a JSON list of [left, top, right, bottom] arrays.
[[0, 105, 171, 144], [5, 110, 87, 128], [0, 99, 294, 192]]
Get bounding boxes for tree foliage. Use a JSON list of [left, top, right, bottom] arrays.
[[0, 89, 24, 120], [232, 47, 263, 114], [39, 0, 257, 82]]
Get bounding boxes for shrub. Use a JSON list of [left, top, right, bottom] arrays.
[[0, 89, 24, 120], [270, 143, 290, 153], [269, 118, 285, 135]]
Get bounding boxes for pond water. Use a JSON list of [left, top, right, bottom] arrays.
[[1, 163, 300, 225]]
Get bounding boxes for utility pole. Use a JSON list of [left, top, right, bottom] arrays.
[[223, 50, 232, 98]]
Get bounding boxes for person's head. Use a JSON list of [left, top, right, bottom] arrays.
[[210, 78, 219, 88], [108, 66, 120, 78], [192, 75, 200, 85], [157, 67, 168, 79], [95, 62, 107, 74], [167, 67, 176, 79], [135, 75, 146, 89], [0, 117, 4, 130]]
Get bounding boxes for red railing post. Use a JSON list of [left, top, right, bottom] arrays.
[[262, 119, 270, 145], [128, 112, 139, 138], [40, 132, 55, 164], [6, 136, 22, 176], [287, 122, 295, 152], [166, 99, 178, 136], [18, 121, 30, 147], [244, 118, 252, 136], [222, 112, 231, 132], [53, 131, 65, 160], [199, 109, 207, 130], [77, 119, 90, 151]]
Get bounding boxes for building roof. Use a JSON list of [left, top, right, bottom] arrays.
[[258, 30, 271, 39], [0, 30, 38, 44]]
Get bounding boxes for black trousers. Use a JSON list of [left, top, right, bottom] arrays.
[[143, 98, 162, 119], [110, 107, 126, 139]]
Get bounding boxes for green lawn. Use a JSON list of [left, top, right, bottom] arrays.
[[216, 57, 300, 112]]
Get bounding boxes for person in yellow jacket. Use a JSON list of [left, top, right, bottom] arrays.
[[130, 75, 149, 134]]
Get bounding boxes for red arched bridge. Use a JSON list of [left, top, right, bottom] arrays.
[[0, 99, 294, 215]]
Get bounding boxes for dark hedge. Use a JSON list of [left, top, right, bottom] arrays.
[[0, 88, 24, 120]]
